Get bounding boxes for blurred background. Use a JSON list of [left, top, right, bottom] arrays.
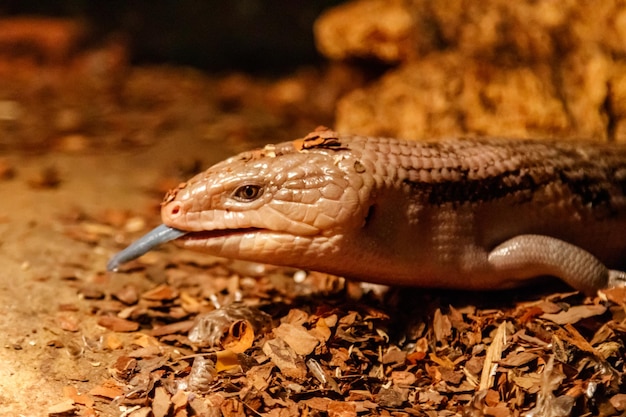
[[0, 0, 345, 72], [2, 2, 626, 415]]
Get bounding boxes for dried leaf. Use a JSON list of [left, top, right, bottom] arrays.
[[113, 285, 139, 305], [429, 353, 455, 368], [142, 284, 178, 301], [57, 313, 80, 332], [541, 304, 606, 324], [88, 380, 124, 399], [246, 362, 274, 391], [327, 400, 357, 417], [97, 316, 139, 332], [599, 287, 626, 305], [215, 349, 241, 373], [128, 407, 152, 417], [391, 371, 416, 386], [132, 333, 161, 348], [553, 324, 598, 355], [262, 338, 307, 380], [150, 320, 196, 337], [309, 316, 332, 342], [610, 393, 626, 411], [63, 385, 94, 407], [104, 333, 124, 350], [302, 397, 332, 411], [47, 399, 77, 416], [273, 322, 319, 355], [499, 351, 538, 367], [171, 390, 188, 414], [484, 404, 511, 417], [513, 373, 542, 393], [153, 386, 171, 417], [221, 319, 255, 353], [433, 308, 452, 343], [382, 346, 406, 364], [112, 356, 137, 381], [220, 398, 246, 417]]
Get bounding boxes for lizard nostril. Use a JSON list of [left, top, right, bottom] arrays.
[[166, 202, 182, 218]]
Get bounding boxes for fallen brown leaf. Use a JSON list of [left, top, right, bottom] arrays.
[[273, 322, 319, 356], [47, 399, 77, 416], [142, 284, 178, 301], [62, 385, 94, 407], [541, 304, 607, 324], [88, 380, 124, 399], [97, 316, 140, 332]]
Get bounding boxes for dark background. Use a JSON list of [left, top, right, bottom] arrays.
[[0, 0, 346, 73]]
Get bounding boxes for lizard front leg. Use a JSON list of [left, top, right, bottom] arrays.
[[487, 234, 626, 294]]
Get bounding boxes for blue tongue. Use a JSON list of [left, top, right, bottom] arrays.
[[107, 224, 187, 271]]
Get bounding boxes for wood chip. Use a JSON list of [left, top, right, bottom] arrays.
[[142, 284, 178, 301], [128, 407, 152, 417], [479, 322, 507, 391], [63, 385, 94, 407], [600, 287, 626, 305], [149, 320, 195, 337], [113, 285, 140, 305], [97, 316, 139, 332], [88, 380, 124, 399], [112, 356, 137, 380], [610, 393, 626, 411], [433, 308, 452, 343], [171, 390, 189, 414], [153, 387, 171, 417], [498, 351, 538, 367], [541, 304, 607, 324], [57, 313, 80, 332], [47, 399, 77, 416], [104, 333, 124, 350], [327, 400, 357, 417]]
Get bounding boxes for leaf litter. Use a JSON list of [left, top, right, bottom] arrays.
[[55, 210, 626, 417]]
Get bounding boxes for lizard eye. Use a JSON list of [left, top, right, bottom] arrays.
[[232, 184, 264, 202]]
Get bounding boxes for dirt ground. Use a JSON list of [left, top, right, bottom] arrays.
[[0, 66, 311, 416], [0, 110, 204, 416], [1, 65, 625, 417]]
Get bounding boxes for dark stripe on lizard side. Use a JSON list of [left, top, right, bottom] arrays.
[[401, 169, 539, 206]]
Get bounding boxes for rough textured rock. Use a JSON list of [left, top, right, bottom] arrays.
[[315, 0, 626, 142], [314, 0, 418, 63]]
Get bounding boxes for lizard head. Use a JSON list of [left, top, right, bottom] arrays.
[[157, 133, 371, 266], [106, 129, 374, 272]]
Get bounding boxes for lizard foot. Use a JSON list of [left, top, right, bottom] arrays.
[[608, 270, 626, 288]]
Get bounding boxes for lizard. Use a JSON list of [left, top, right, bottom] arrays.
[[107, 127, 626, 294]]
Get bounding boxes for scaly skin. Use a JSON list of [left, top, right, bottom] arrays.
[[109, 128, 626, 293]]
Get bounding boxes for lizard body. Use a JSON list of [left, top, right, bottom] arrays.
[[108, 128, 626, 293]]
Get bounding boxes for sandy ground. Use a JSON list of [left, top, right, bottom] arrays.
[[0, 126, 249, 415]]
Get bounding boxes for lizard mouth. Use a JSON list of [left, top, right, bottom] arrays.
[[180, 227, 266, 240], [107, 225, 282, 272]]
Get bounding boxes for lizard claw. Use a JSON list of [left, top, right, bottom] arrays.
[[608, 270, 626, 288]]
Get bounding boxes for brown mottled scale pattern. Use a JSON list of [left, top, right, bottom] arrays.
[[334, 135, 626, 215], [111, 129, 626, 293]]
